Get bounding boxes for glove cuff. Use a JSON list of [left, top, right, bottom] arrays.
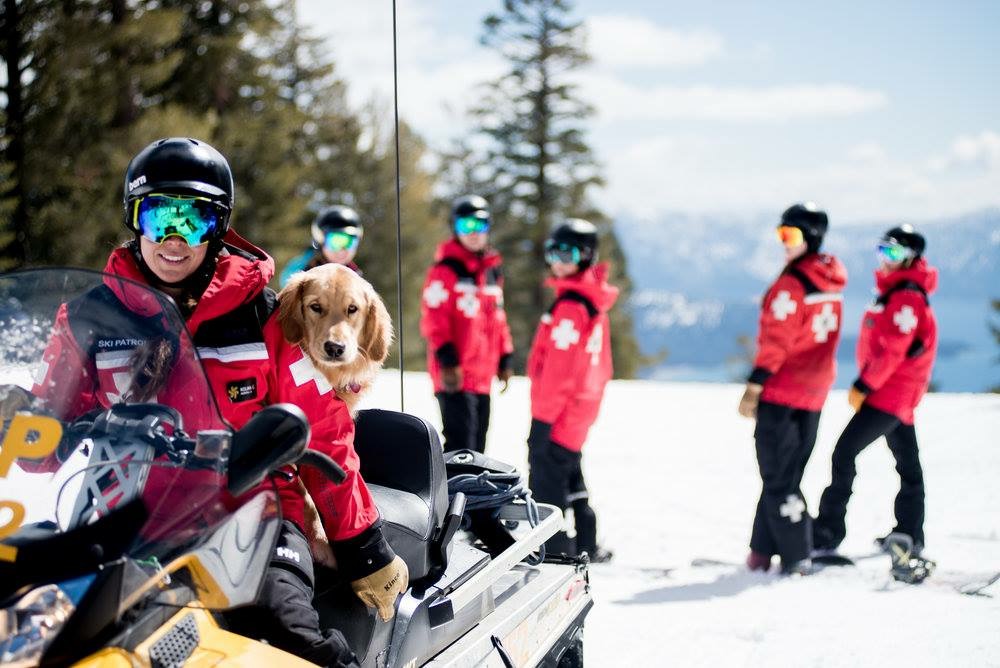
[[332, 521, 395, 580], [747, 367, 772, 385], [852, 378, 873, 395], [435, 343, 460, 367]]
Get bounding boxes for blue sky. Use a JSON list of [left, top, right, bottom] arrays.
[[298, 1, 1000, 223]]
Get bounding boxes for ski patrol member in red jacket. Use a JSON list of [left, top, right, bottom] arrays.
[[813, 224, 938, 556], [31, 138, 405, 667], [527, 219, 618, 561], [420, 195, 514, 453], [738, 203, 847, 575]]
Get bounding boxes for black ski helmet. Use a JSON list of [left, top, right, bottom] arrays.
[[451, 195, 490, 225], [123, 137, 235, 240], [881, 224, 925, 259], [780, 202, 828, 252], [311, 205, 363, 249], [546, 218, 599, 269]]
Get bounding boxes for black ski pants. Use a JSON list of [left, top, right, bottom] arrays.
[[814, 405, 924, 549], [750, 401, 821, 565], [437, 391, 491, 453], [226, 521, 360, 668], [528, 439, 598, 557]]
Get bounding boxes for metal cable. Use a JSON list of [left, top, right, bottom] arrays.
[[391, 0, 405, 411]]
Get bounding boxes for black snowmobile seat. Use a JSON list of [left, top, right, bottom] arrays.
[[353, 409, 448, 582]]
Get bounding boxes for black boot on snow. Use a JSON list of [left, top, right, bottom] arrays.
[[876, 532, 923, 557], [780, 558, 814, 576], [883, 532, 935, 584]]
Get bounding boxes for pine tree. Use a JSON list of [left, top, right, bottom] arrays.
[[446, 0, 640, 377]]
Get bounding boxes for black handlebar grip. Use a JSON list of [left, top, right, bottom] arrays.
[[297, 450, 347, 485]]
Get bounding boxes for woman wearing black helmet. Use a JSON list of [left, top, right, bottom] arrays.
[[813, 224, 939, 563], [738, 202, 847, 575], [279, 205, 365, 286], [526, 219, 618, 561], [31, 137, 405, 667]]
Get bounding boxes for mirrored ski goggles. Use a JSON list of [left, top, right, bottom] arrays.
[[133, 194, 225, 246], [776, 225, 805, 247], [454, 216, 490, 236], [544, 243, 582, 266], [322, 230, 360, 252], [877, 242, 914, 264]]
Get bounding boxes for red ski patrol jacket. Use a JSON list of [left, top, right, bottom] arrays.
[[855, 259, 938, 424], [31, 231, 381, 547], [420, 239, 514, 394], [748, 252, 848, 411], [527, 263, 619, 452]]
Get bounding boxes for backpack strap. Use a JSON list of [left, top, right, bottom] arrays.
[[436, 257, 474, 280], [876, 280, 929, 307], [783, 265, 820, 295], [547, 290, 598, 319]]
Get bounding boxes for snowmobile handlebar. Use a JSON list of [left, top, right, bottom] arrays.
[[296, 449, 347, 485]]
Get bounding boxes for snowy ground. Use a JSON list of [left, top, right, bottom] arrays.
[[361, 371, 1000, 667]]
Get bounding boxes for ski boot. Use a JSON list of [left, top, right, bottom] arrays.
[[746, 550, 773, 572], [883, 533, 935, 584]]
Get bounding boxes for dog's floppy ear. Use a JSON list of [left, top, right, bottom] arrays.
[[277, 273, 309, 345], [362, 286, 393, 364]]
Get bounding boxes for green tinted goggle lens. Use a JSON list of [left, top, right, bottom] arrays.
[[454, 216, 489, 235], [544, 244, 581, 265], [323, 230, 359, 252], [134, 194, 224, 246], [877, 243, 913, 263]]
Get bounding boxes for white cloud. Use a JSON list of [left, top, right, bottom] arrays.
[[926, 130, 1000, 172], [585, 15, 724, 69], [599, 132, 1000, 223], [582, 75, 888, 123]]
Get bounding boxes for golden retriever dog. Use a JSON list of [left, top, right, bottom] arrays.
[[277, 263, 393, 567], [277, 263, 393, 412]]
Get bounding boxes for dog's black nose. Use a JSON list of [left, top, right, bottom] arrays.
[[324, 341, 346, 359]]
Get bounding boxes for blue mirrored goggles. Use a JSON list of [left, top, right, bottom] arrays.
[[544, 243, 581, 266], [133, 194, 226, 246], [877, 242, 914, 264], [454, 216, 490, 235], [322, 230, 360, 252]]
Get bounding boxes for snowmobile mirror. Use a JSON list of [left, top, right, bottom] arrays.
[[228, 404, 311, 496]]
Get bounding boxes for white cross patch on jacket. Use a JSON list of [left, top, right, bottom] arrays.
[[585, 324, 603, 365], [770, 290, 797, 321], [454, 284, 480, 318], [893, 305, 918, 334], [811, 303, 839, 343], [290, 351, 332, 395], [423, 280, 449, 308], [551, 319, 580, 350]]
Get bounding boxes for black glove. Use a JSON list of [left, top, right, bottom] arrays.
[[527, 419, 553, 449]]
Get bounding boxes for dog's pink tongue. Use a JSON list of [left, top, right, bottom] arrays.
[[348, 382, 362, 393]]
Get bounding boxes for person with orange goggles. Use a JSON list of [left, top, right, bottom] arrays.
[[738, 202, 847, 576]]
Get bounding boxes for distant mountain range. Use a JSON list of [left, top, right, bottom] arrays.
[[618, 208, 1000, 392]]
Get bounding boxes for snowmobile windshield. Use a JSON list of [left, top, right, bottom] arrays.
[[0, 268, 279, 619]]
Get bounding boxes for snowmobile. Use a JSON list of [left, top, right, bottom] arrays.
[[0, 268, 591, 667]]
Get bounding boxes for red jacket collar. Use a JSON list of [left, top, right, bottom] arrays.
[[435, 238, 502, 272], [545, 262, 619, 313], [104, 230, 274, 332], [876, 257, 938, 295]]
